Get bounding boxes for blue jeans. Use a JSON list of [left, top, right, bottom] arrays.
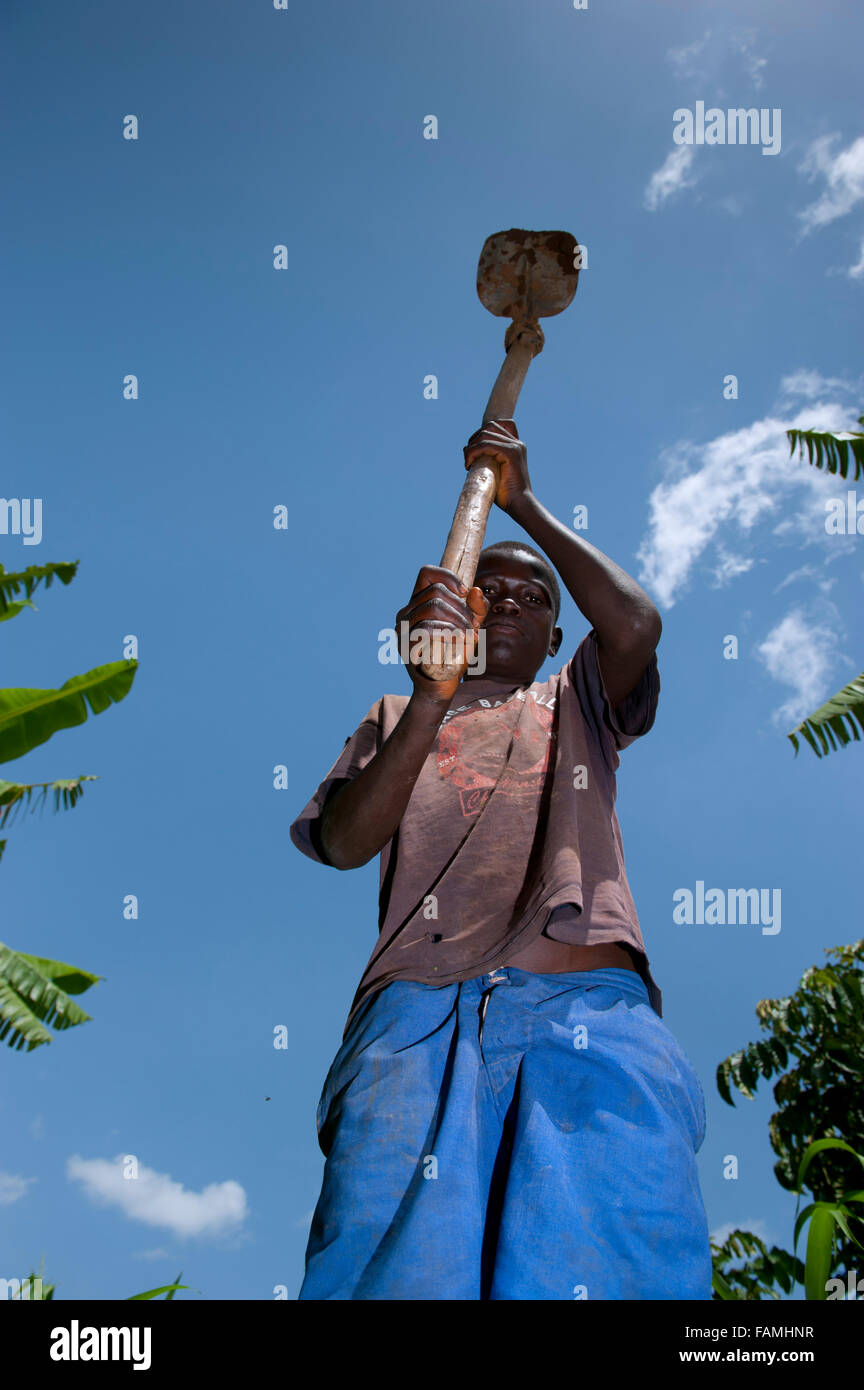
[[299, 966, 711, 1300]]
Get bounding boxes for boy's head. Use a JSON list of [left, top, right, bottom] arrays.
[[466, 541, 563, 684]]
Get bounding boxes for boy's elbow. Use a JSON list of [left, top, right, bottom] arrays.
[[625, 608, 662, 650], [318, 811, 372, 871], [322, 844, 373, 871]]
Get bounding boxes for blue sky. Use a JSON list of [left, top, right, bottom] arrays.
[[2, 0, 862, 1300]]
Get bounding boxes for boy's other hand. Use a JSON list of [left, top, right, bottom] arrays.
[[395, 565, 489, 706], [464, 419, 533, 515]]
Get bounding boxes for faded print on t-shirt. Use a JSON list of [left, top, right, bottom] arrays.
[[437, 684, 557, 819]]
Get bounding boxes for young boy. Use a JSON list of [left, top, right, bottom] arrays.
[[290, 419, 712, 1300]]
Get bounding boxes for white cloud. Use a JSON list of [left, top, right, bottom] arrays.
[[777, 368, 858, 403], [635, 374, 860, 609], [774, 563, 819, 593], [848, 239, 864, 280], [133, 1247, 174, 1261], [666, 28, 766, 88], [67, 1155, 248, 1239], [756, 603, 845, 728], [710, 548, 754, 587], [644, 146, 698, 212], [636, 420, 796, 607], [667, 32, 712, 78], [798, 134, 864, 235], [0, 1171, 37, 1205], [731, 31, 768, 90], [29, 1116, 45, 1140], [650, 31, 767, 213]]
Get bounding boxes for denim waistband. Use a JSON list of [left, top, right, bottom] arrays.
[[467, 965, 650, 1003]]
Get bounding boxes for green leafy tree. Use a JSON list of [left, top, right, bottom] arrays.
[[0, 561, 137, 1051], [711, 941, 864, 1298], [785, 416, 864, 758], [710, 1228, 803, 1301]]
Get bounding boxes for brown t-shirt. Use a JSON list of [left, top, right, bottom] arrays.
[[290, 628, 662, 1039]]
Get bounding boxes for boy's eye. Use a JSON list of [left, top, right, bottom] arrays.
[[480, 585, 544, 603]]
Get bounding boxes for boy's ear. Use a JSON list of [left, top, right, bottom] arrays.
[[549, 625, 563, 657]]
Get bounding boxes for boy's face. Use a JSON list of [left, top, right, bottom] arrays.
[[466, 552, 562, 684]]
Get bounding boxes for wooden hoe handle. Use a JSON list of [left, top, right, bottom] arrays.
[[419, 326, 543, 681]]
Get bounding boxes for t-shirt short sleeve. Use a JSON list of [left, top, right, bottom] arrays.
[[289, 700, 382, 864], [568, 629, 660, 764]]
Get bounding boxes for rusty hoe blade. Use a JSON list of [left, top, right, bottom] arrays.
[[476, 228, 579, 423], [477, 228, 579, 351]]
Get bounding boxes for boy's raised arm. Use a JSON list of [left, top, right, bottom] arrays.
[[464, 420, 662, 707]]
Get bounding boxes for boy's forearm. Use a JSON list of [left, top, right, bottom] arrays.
[[319, 692, 448, 870], [507, 491, 661, 646]]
